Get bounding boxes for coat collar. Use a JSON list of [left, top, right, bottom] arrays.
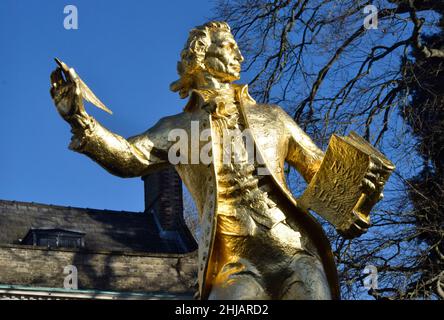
[[183, 84, 256, 112]]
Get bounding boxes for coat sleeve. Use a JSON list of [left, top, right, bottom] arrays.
[[276, 107, 324, 183], [68, 115, 172, 178]]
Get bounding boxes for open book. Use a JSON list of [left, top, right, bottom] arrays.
[[298, 132, 395, 239]]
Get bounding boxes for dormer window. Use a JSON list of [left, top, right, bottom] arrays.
[[21, 228, 85, 249]]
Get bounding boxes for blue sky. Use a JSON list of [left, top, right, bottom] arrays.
[[0, 0, 215, 212]]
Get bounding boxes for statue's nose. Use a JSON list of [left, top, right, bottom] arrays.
[[235, 48, 244, 63]]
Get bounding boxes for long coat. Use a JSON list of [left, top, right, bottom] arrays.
[[70, 84, 340, 299]]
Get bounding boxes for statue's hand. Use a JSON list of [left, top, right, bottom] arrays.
[[360, 161, 388, 202], [50, 67, 88, 126]]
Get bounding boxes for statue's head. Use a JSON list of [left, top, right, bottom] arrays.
[[170, 21, 244, 98]]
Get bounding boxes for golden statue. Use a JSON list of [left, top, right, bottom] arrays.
[[50, 21, 394, 300]]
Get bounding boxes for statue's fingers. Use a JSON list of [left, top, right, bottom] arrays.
[[49, 84, 61, 99], [50, 68, 66, 99], [368, 162, 381, 173], [364, 172, 378, 182], [365, 172, 385, 190], [369, 161, 391, 175], [50, 68, 64, 87], [361, 178, 376, 192]]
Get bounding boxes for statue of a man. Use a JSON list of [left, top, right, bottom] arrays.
[[50, 21, 383, 300]]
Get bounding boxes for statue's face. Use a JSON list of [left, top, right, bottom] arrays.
[[204, 31, 244, 83]]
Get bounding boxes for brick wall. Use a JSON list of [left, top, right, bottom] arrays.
[[0, 244, 197, 294]]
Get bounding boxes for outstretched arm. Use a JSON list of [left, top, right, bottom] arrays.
[[68, 116, 169, 177], [50, 66, 169, 178]]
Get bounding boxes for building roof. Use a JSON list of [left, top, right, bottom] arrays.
[[0, 199, 196, 254]]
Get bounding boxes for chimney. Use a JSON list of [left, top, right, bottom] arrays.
[[142, 166, 196, 252]]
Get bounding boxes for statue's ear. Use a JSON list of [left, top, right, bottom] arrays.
[[190, 38, 207, 56]]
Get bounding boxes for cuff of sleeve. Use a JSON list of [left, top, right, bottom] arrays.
[[68, 115, 96, 152]]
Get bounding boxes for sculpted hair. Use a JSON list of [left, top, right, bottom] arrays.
[[170, 21, 231, 99]]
